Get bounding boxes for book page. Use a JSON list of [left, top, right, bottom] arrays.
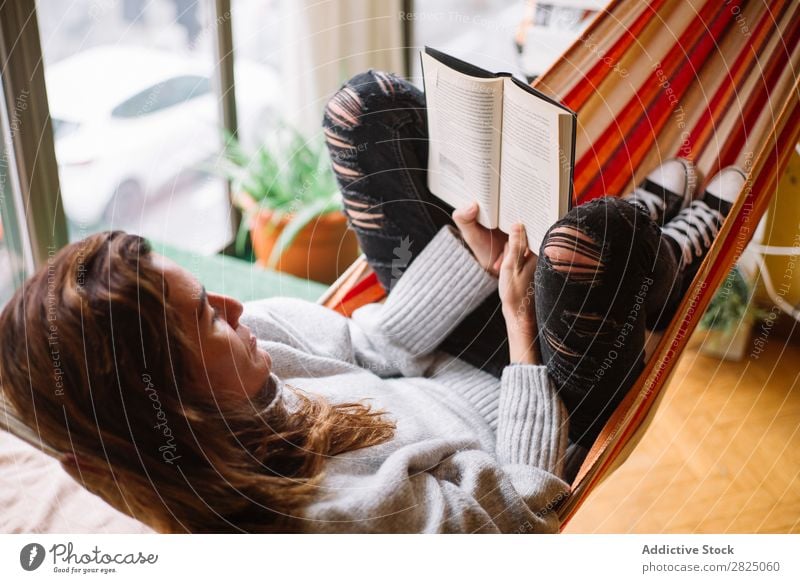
[[422, 52, 503, 228], [498, 78, 566, 253]]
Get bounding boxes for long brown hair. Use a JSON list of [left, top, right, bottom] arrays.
[[0, 231, 393, 532]]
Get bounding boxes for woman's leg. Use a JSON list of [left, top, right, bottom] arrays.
[[534, 196, 683, 448], [323, 70, 510, 376], [323, 70, 449, 284]]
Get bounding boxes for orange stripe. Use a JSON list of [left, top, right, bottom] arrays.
[[562, 0, 669, 111], [679, 0, 789, 160], [328, 272, 386, 316], [572, 0, 727, 200], [597, 0, 747, 196], [716, 7, 800, 170], [334, 284, 386, 317]]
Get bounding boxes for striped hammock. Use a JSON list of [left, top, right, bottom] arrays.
[[319, 0, 800, 527]]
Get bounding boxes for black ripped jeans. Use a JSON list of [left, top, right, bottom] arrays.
[[323, 71, 685, 448]]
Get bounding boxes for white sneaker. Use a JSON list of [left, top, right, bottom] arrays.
[[661, 166, 746, 273], [702, 166, 748, 217], [624, 158, 698, 224]]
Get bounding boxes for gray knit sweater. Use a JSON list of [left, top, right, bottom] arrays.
[[239, 225, 570, 533]]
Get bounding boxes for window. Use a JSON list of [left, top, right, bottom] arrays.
[[37, 0, 236, 254], [112, 75, 212, 119], [411, 0, 600, 81], [0, 100, 26, 307], [51, 118, 80, 139], [15, 0, 403, 267], [0, 211, 20, 306], [411, 0, 525, 78], [229, 0, 291, 145]]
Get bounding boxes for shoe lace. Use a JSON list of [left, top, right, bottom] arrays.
[[661, 201, 724, 269], [626, 187, 665, 221]]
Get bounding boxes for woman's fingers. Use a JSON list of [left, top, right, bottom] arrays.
[[454, 202, 513, 277], [492, 252, 505, 274], [507, 224, 528, 270], [515, 225, 526, 268], [518, 223, 529, 257], [452, 201, 480, 228], [500, 240, 513, 272], [499, 224, 538, 356]]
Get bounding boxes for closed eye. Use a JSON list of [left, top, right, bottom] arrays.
[[196, 286, 220, 326]]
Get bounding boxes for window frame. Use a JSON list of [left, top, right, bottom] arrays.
[[0, 1, 67, 270], [0, 0, 240, 269], [0, 87, 33, 299], [213, 0, 241, 248], [1, 0, 415, 268]]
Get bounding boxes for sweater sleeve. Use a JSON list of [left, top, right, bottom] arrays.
[[347, 225, 498, 376], [496, 365, 570, 477], [304, 367, 571, 534], [304, 438, 571, 533]]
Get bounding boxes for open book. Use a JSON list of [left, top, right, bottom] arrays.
[[421, 47, 577, 252]]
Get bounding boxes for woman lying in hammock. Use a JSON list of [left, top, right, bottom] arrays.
[[0, 70, 746, 534]]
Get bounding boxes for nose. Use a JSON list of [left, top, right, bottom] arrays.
[[208, 293, 244, 328]]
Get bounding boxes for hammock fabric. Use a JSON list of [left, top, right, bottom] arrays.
[[320, 0, 800, 528]]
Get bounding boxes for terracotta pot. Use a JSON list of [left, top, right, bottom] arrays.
[[250, 208, 359, 284]]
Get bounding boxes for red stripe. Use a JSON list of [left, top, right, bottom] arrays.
[[336, 284, 387, 317], [562, 0, 669, 111], [716, 8, 800, 170], [341, 271, 382, 303], [572, 0, 736, 201], [678, 0, 791, 160], [594, 0, 746, 197]]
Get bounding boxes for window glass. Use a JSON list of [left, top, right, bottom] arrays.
[[411, 0, 599, 81], [112, 75, 212, 119], [37, 0, 238, 254], [411, 0, 525, 78], [0, 108, 25, 307], [0, 210, 20, 307], [230, 0, 284, 147], [51, 118, 80, 139]]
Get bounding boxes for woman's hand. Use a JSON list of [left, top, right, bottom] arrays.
[[452, 202, 508, 277], [499, 223, 541, 365]]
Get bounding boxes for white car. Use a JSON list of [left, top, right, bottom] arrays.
[[47, 46, 279, 226]]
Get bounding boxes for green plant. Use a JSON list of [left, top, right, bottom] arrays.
[[214, 124, 342, 264], [699, 265, 766, 333]]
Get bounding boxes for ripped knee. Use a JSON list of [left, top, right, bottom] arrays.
[[324, 90, 366, 182], [542, 226, 604, 282], [324, 71, 401, 131], [325, 86, 363, 130], [343, 196, 384, 229], [543, 328, 580, 357]]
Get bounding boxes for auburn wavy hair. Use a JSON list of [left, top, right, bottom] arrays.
[[0, 231, 394, 532]]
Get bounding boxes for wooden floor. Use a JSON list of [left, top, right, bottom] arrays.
[[565, 326, 800, 533]]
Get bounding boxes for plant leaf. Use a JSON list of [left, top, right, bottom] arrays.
[[212, 123, 346, 262], [234, 212, 252, 258]]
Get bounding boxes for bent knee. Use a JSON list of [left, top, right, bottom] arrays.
[[542, 226, 605, 282], [325, 85, 364, 130], [324, 70, 404, 130]]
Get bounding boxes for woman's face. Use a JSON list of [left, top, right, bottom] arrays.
[[151, 253, 272, 402]]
